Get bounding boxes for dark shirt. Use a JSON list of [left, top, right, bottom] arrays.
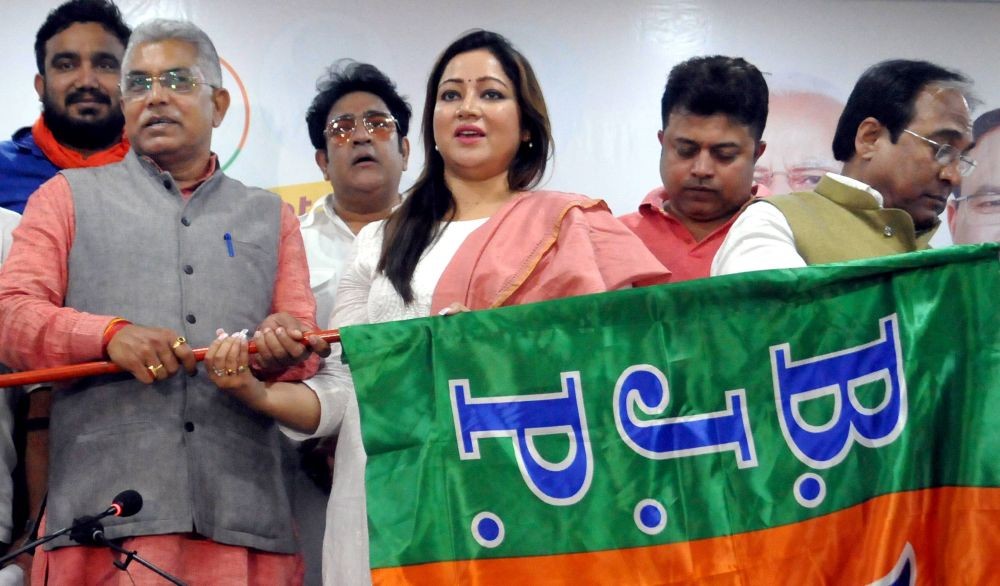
[[0, 127, 59, 214]]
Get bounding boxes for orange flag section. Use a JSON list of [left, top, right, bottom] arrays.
[[373, 486, 1000, 585]]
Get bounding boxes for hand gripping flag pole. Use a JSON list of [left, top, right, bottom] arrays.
[[0, 328, 341, 387]]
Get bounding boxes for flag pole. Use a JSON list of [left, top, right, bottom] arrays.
[[0, 329, 341, 387]]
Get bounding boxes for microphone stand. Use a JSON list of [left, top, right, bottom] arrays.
[[0, 523, 75, 566], [72, 520, 187, 586], [0, 505, 115, 566], [101, 538, 187, 586]]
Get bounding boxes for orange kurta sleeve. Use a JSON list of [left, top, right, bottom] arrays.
[[269, 203, 320, 380], [0, 175, 114, 370]]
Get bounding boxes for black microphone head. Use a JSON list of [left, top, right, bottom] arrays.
[[111, 490, 143, 517]]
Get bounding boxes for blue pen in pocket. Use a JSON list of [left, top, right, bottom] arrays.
[[224, 232, 235, 257]]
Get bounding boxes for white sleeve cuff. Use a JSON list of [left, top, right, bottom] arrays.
[[279, 356, 355, 441]]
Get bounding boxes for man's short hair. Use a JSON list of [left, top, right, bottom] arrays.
[[972, 108, 1000, 142], [305, 60, 412, 151], [35, 0, 131, 75], [122, 19, 222, 87], [660, 55, 769, 142], [832, 59, 971, 162]]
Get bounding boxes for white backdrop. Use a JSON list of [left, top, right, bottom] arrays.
[[4, 0, 998, 245]]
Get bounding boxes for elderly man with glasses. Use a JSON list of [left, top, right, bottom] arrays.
[[713, 59, 975, 274], [0, 19, 318, 584]]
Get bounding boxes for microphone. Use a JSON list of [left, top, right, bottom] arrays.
[[64, 496, 187, 586], [108, 489, 143, 518], [0, 490, 144, 565], [71, 490, 144, 545]]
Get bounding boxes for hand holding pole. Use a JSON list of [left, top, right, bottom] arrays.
[[0, 329, 341, 388]]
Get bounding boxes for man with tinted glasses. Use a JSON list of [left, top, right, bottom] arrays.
[[714, 60, 974, 274], [0, 0, 131, 214], [301, 60, 411, 327], [0, 19, 317, 584], [948, 108, 1000, 244], [294, 62, 411, 584], [620, 55, 768, 283]]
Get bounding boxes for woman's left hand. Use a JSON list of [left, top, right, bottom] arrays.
[[205, 330, 267, 411]]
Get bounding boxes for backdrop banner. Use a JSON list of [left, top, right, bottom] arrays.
[[341, 244, 1000, 585]]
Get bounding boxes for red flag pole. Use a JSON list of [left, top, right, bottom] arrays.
[[0, 328, 341, 388]]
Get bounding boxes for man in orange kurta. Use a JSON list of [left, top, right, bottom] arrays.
[[620, 55, 769, 283]]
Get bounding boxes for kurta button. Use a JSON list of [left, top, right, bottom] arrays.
[[883, 225, 895, 237], [186, 314, 196, 324], [181, 216, 191, 227], [163, 179, 172, 190], [183, 265, 194, 275], [184, 421, 195, 432]]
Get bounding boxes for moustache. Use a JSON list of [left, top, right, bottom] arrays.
[[66, 90, 112, 106]]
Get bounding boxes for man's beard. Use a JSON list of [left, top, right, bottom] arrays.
[[42, 88, 124, 151]]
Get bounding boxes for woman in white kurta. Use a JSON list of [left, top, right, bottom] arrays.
[[289, 217, 486, 584], [204, 31, 667, 585]]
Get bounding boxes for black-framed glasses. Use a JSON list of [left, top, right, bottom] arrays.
[[323, 111, 398, 145], [902, 129, 977, 177], [121, 69, 211, 100]]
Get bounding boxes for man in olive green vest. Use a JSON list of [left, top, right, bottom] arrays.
[[712, 59, 975, 274]]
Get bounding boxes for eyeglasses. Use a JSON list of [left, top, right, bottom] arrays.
[[952, 191, 1000, 223], [953, 191, 1000, 205], [902, 129, 977, 177], [323, 112, 398, 145], [121, 70, 211, 101]]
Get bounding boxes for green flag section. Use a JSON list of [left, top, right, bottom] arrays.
[[342, 244, 1000, 584]]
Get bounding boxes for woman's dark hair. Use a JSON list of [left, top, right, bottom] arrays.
[[377, 30, 552, 303]]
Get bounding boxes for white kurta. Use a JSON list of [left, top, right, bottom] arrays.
[[282, 217, 487, 585], [299, 194, 357, 329]]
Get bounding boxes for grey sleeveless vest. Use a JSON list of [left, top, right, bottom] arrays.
[[48, 151, 296, 553]]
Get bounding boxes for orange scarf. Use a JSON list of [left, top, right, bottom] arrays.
[[31, 116, 130, 169]]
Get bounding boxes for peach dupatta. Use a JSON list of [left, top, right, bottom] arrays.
[[431, 190, 669, 314]]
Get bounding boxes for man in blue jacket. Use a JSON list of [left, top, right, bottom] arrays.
[[0, 0, 130, 213]]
